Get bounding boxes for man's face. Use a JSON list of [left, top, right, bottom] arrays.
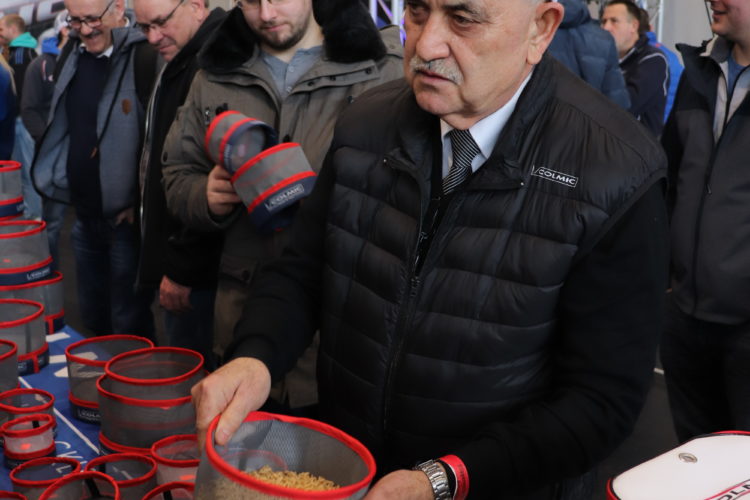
[[134, 0, 204, 62], [403, 0, 557, 129], [65, 0, 122, 55], [707, 0, 750, 43], [601, 4, 639, 57], [0, 19, 19, 46], [240, 0, 313, 54]]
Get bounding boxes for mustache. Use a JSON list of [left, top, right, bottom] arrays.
[[409, 55, 463, 84]]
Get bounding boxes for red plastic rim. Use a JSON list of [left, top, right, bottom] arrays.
[[85, 452, 158, 487], [142, 481, 195, 500], [204, 110, 241, 157], [96, 374, 192, 407], [0, 196, 23, 206], [105, 347, 204, 386], [9, 456, 82, 487], [3, 441, 56, 461], [98, 432, 152, 455], [17, 343, 49, 362], [150, 434, 200, 467], [0, 388, 54, 413], [0, 299, 44, 328], [205, 411, 376, 499], [0, 270, 63, 292], [0, 160, 21, 172], [68, 391, 99, 409], [39, 470, 120, 500], [1, 413, 54, 437], [0, 220, 46, 239], [0, 491, 26, 499], [65, 334, 154, 367], [0, 338, 17, 361]]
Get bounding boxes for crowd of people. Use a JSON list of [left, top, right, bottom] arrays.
[[0, 0, 748, 498]]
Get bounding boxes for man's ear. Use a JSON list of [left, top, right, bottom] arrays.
[[113, 0, 126, 20], [527, 1, 564, 65]]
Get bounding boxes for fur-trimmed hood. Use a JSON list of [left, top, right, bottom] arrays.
[[199, 0, 387, 72]]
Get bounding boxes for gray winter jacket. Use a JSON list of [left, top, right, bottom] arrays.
[[31, 20, 151, 219], [664, 36, 750, 324]]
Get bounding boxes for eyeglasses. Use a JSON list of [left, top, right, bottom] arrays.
[[135, 0, 185, 35], [66, 0, 115, 30], [237, 0, 291, 11]]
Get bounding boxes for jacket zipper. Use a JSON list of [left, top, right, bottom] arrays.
[[380, 155, 427, 440], [378, 156, 525, 442]]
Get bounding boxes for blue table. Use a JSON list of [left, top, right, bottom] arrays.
[[1, 326, 101, 489]]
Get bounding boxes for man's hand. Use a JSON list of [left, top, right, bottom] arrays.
[[159, 276, 192, 314], [207, 165, 241, 217], [364, 469, 435, 500], [191, 357, 271, 449]]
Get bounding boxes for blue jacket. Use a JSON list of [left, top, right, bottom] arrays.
[[647, 31, 684, 122], [31, 21, 151, 218], [0, 64, 15, 160], [548, 0, 630, 109]]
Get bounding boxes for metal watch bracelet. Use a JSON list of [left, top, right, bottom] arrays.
[[415, 459, 453, 500]]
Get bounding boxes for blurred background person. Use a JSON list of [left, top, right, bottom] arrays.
[[548, 0, 630, 109], [0, 53, 15, 159]]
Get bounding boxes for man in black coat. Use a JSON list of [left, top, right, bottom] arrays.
[[601, 0, 669, 136], [191, 0, 669, 498], [134, 0, 225, 367]]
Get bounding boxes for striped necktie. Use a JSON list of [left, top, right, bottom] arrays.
[[443, 128, 480, 195]]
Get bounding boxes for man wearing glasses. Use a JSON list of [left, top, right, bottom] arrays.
[[32, 0, 158, 341], [134, 0, 227, 369], [161, 0, 403, 414]]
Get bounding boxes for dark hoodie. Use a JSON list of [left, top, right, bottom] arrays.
[[548, 0, 630, 109], [21, 36, 60, 142]]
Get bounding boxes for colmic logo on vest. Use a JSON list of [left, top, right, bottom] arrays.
[[706, 479, 750, 500], [531, 165, 578, 188]]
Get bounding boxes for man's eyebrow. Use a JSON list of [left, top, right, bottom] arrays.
[[443, 2, 486, 20]]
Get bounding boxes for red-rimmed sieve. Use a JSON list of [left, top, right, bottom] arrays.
[[38, 470, 120, 500], [96, 374, 196, 451], [150, 434, 200, 484], [0, 272, 65, 335], [142, 481, 194, 500], [104, 347, 205, 400], [1, 414, 56, 469], [0, 388, 55, 444], [0, 299, 48, 374], [0, 221, 53, 285], [9, 457, 81, 500], [0, 339, 17, 392], [0, 161, 23, 221], [194, 411, 376, 500], [64, 335, 154, 423], [84, 453, 158, 500]]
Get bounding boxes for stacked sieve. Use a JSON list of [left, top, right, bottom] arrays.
[[0, 339, 17, 392], [0, 299, 47, 374], [85, 453, 158, 500], [0, 272, 65, 335], [97, 347, 205, 454], [64, 335, 154, 423], [9, 457, 81, 500], [1, 414, 56, 469], [0, 161, 23, 221]]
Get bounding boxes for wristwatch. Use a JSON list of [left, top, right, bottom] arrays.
[[414, 459, 453, 500]]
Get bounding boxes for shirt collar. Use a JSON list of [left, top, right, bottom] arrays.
[[440, 69, 533, 176]]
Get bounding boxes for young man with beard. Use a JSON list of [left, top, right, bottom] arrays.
[[161, 0, 402, 412], [32, 0, 157, 342], [133, 0, 226, 368], [661, 0, 750, 442], [191, 0, 670, 497]]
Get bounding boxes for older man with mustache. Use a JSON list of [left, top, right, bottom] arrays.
[[192, 0, 670, 498], [31, 0, 158, 347]]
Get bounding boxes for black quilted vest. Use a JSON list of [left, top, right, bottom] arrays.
[[316, 56, 665, 471]]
